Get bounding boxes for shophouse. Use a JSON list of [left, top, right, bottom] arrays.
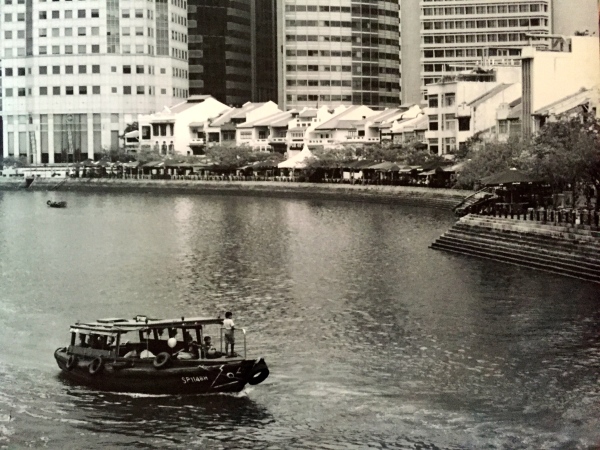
[[137, 96, 230, 156], [306, 105, 376, 150]]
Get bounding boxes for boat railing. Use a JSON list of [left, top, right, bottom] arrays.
[[219, 327, 246, 359]]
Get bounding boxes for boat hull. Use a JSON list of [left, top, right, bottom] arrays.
[[54, 348, 269, 395]]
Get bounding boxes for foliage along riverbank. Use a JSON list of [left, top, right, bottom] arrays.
[[0, 177, 470, 210]]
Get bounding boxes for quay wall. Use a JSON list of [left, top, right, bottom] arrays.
[[0, 177, 470, 210]]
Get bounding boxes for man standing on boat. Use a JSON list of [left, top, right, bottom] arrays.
[[223, 312, 235, 357]]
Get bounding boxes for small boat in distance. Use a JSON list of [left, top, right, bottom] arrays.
[[47, 200, 67, 208], [54, 315, 269, 394]]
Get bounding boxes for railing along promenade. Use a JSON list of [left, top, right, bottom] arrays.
[[484, 205, 600, 230]]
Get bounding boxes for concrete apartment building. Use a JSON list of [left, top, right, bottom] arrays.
[[1, 0, 188, 164], [277, 0, 400, 110], [401, 0, 599, 104]]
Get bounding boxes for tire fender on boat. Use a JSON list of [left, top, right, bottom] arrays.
[[65, 355, 78, 371], [153, 352, 172, 369], [248, 358, 269, 386], [88, 357, 104, 375]]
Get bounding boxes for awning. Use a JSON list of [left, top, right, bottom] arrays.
[[188, 122, 204, 128], [124, 130, 139, 138]]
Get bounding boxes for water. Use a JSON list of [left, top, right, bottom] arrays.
[[0, 190, 599, 449]]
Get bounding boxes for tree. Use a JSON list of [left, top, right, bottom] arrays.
[[1, 155, 29, 168], [204, 145, 253, 170], [454, 137, 532, 189], [529, 114, 600, 208]]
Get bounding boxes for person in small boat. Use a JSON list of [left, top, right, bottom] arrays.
[[223, 311, 235, 357], [177, 339, 200, 360], [202, 336, 222, 359]]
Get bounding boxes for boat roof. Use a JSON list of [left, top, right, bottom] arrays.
[[70, 316, 223, 334]]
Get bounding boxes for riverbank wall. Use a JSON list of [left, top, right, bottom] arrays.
[[431, 214, 600, 284], [0, 177, 470, 210]]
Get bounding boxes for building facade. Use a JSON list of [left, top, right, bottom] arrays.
[[277, 0, 400, 110], [401, 0, 599, 105], [1, 0, 188, 163], [187, 0, 252, 106]]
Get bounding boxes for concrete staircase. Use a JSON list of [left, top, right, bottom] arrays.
[[430, 214, 600, 283]]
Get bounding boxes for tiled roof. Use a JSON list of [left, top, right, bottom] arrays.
[[315, 106, 364, 130], [534, 89, 593, 116], [467, 84, 512, 108]]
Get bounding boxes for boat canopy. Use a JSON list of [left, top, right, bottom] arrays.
[[70, 315, 224, 335]]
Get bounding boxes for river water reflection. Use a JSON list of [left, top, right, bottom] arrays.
[[0, 190, 599, 449]]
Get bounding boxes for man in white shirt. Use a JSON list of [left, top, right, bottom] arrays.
[[223, 311, 235, 357]]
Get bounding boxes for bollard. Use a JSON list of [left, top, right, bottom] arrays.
[[529, 209, 534, 221], [536, 210, 540, 221], [543, 209, 547, 222]]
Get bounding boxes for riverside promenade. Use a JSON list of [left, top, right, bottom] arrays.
[[0, 177, 471, 210]]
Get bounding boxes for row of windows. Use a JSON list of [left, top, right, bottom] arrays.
[[287, 94, 353, 102], [2, 64, 170, 76], [286, 35, 398, 46], [36, 9, 99, 20], [2, 43, 184, 57], [422, 17, 548, 30], [287, 79, 353, 87], [423, 47, 521, 60], [285, 20, 397, 32], [422, 32, 541, 45], [287, 65, 352, 72], [422, 3, 548, 16], [284, 4, 398, 17], [285, 49, 398, 60], [4, 86, 186, 96]]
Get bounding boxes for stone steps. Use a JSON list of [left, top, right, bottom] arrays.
[[431, 214, 600, 283]]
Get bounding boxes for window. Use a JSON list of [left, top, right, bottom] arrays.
[[17, 67, 25, 76], [39, 29, 47, 37], [444, 93, 455, 107], [79, 86, 87, 94], [65, 10, 72, 18], [122, 27, 130, 36], [123, 65, 131, 74], [52, 45, 60, 54], [39, 11, 47, 19], [458, 117, 470, 132], [18, 88, 26, 96], [77, 9, 85, 18], [5, 13, 12, 22], [52, 66, 60, 74], [66, 86, 74, 95], [39, 46, 47, 55], [51, 28, 59, 37], [92, 86, 100, 94], [78, 27, 86, 36], [92, 65, 100, 73], [91, 45, 99, 53], [53, 86, 61, 95], [135, 9, 143, 18], [136, 86, 144, 94], [136, 65, 144, 74], [111, 87, 117, 93], [40, 87, 48, 95], [91, 27, 99, 36], [5, 88, 13, 97], [78, 45, 86, 54], [428, 96, 439, 108], [121, 9, 130, 18], [78, 65, 86, 74], [135, 45, 144, 53], [65, 27, 73, 36], [428, 115, 439, 131], [39, 66, 47, 75], [123, 86, 132, 94], [65, 65, 73, 74], [135, 27, 143, 36], [122, 45, 131, 54], [443, 114, 456, 131], [91, 8, 99, 17], [52, 10, 59, 18], [65, 45, 73, 54]]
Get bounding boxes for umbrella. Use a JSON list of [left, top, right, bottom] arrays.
[[480, 168, 541, 186]]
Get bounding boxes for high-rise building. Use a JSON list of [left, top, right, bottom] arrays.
[[187, 1, 278, 106], [277, 1, 401, 110], [401, 0, 600, 105], [0, 0, 188, 163], [187, 1, 253, 106]]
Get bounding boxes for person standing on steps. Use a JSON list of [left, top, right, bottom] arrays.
[[223, 311, 235, 357]]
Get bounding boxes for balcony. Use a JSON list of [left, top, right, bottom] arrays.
[[189, 137, 205, 145], [269, 136, 287, 143]]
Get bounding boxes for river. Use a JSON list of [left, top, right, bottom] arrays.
[[0, 190, 599, 449]]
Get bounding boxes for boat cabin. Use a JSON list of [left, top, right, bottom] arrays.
[[67, 315, 244, 361]]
